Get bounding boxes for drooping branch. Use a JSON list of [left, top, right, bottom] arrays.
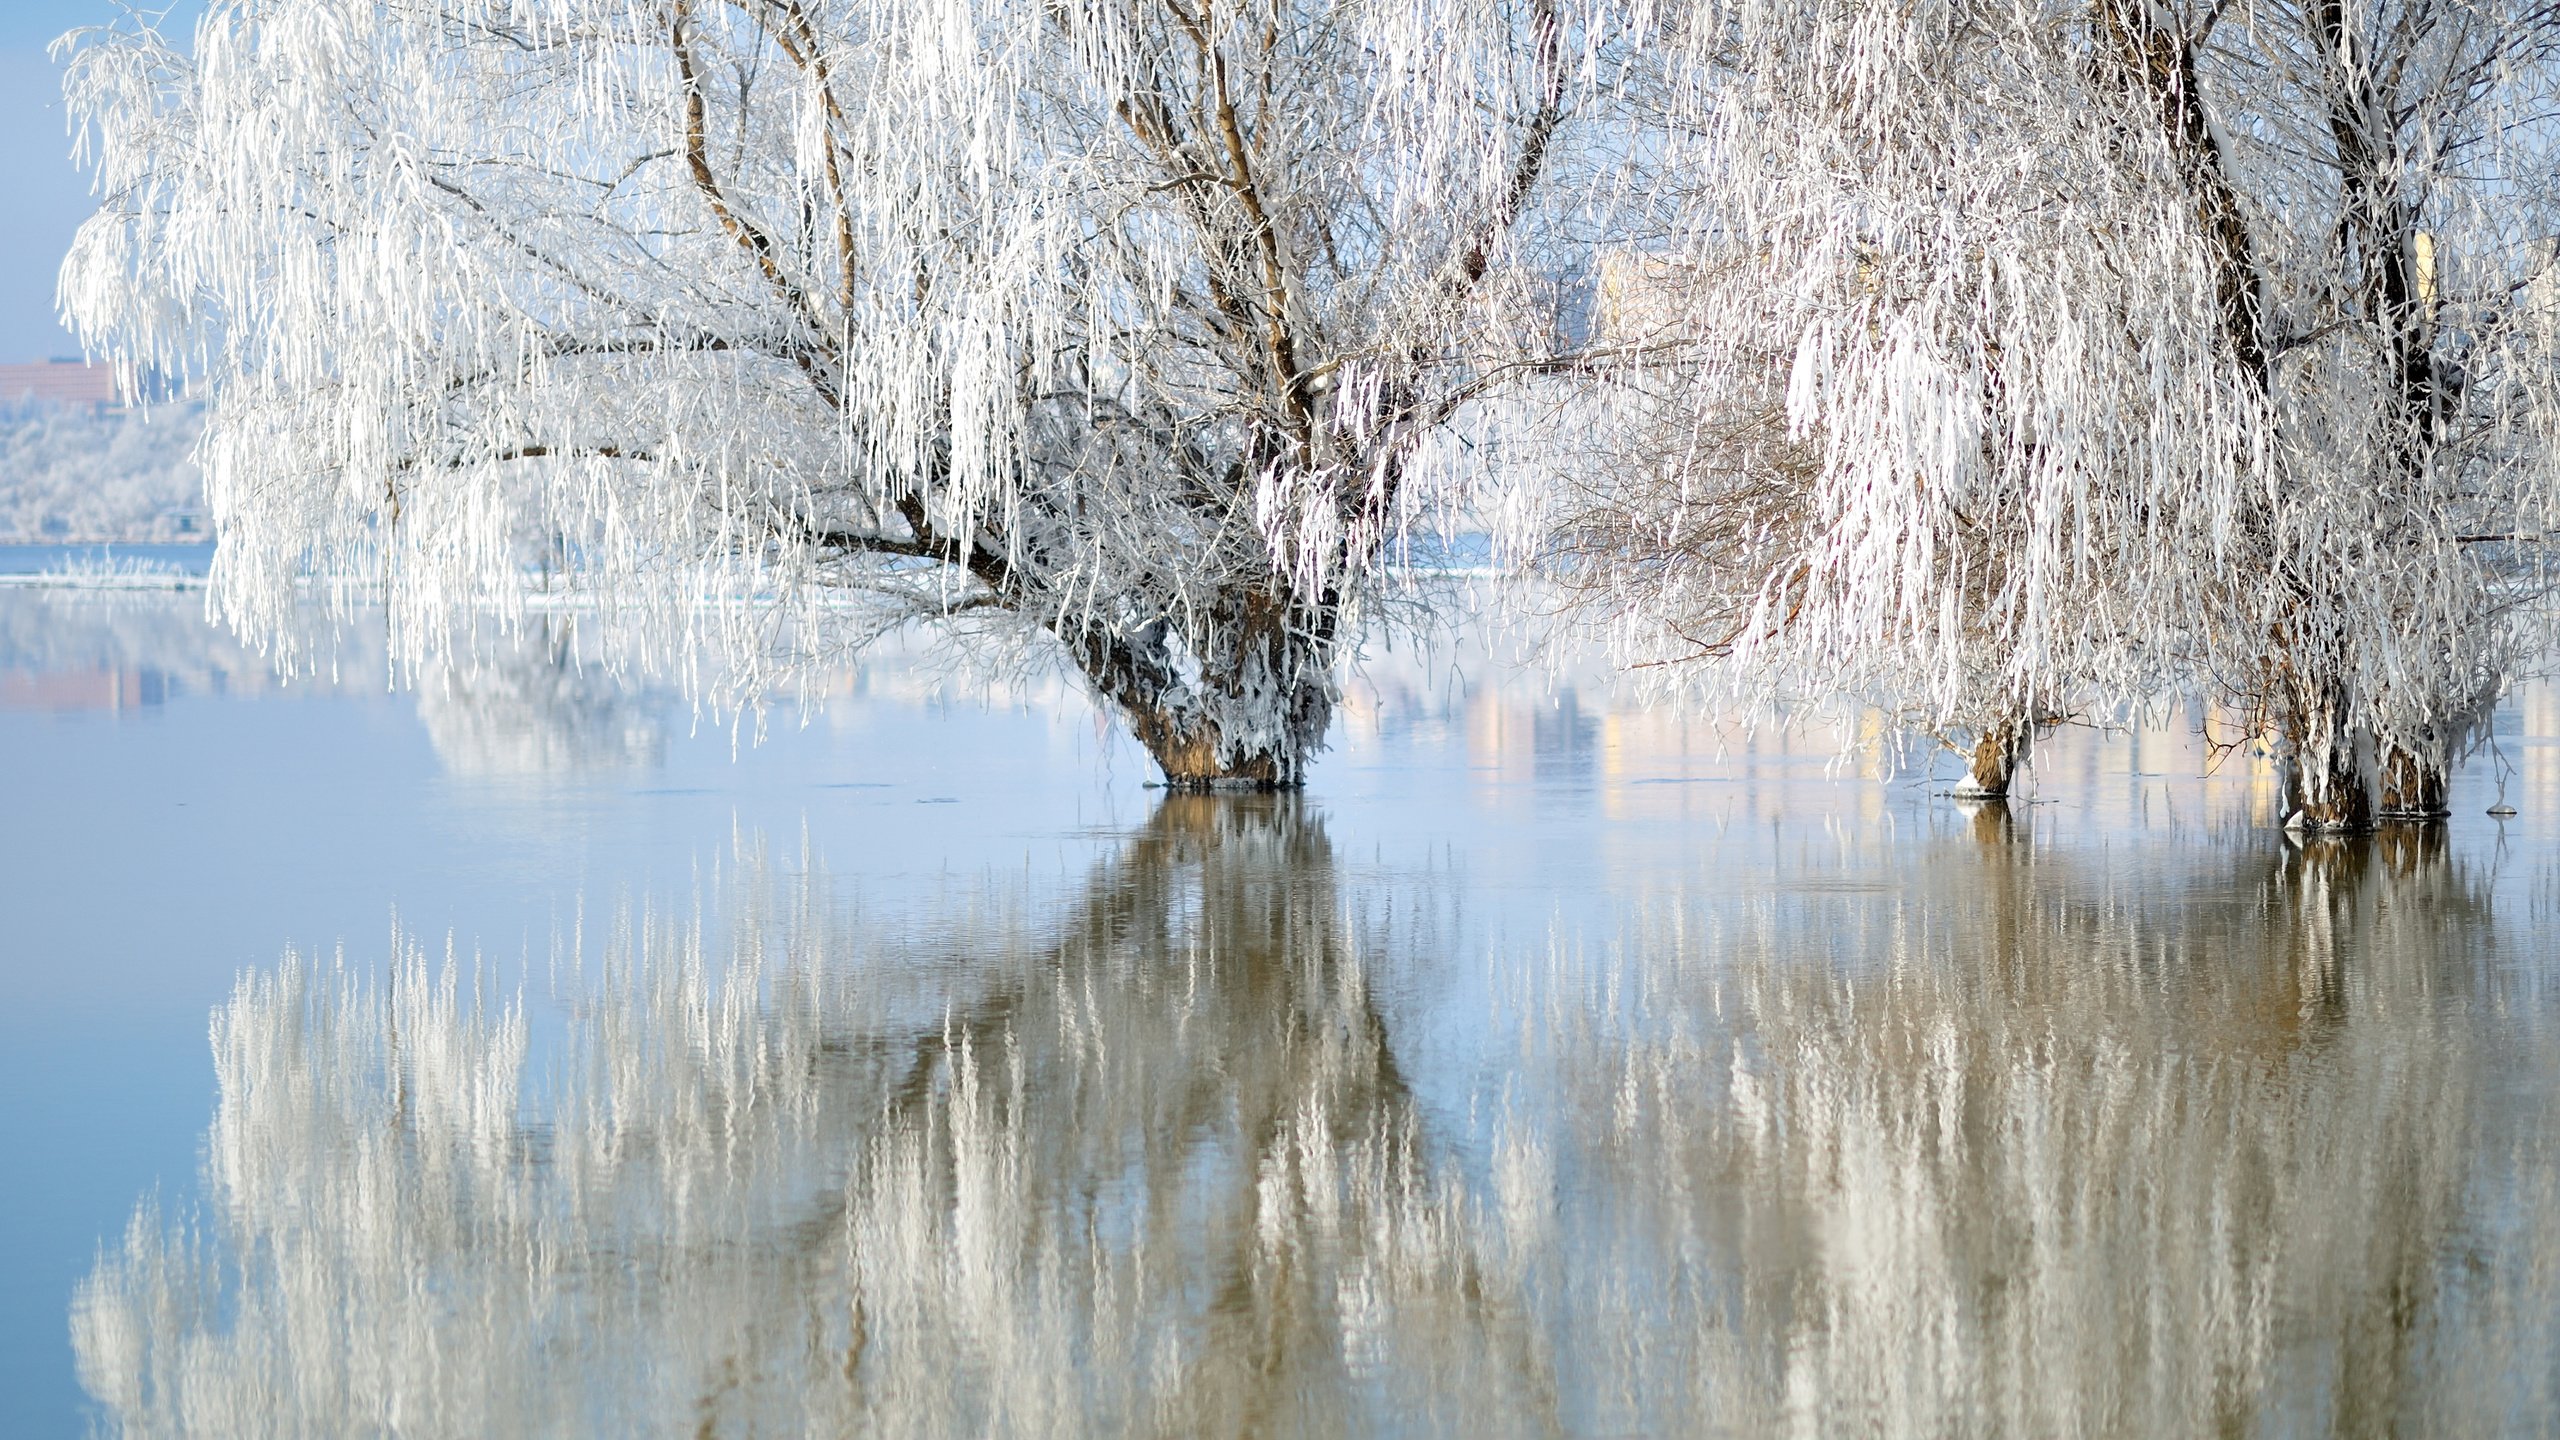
[[2094, 0, 2270, 388], [754, 0, 862, 312], [1382, 0, 1569, 475], [670, 0, 830, 340], [1113, 74, 1262, 355], [1439, 0, 1566, 304]]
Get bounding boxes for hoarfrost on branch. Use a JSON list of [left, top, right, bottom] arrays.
[[60, 0, 2560, 816], [1529, 0, 2560, 825], [61, 0, 1617, 787]]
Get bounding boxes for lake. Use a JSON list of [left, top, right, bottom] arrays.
[[5, 586, 2559, 1436]]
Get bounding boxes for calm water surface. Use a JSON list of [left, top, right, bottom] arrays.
[[6, 588, 2560, 1436]]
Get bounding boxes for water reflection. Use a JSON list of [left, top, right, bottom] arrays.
[[0, 591, 298, 708], [416, 621, 663, 775], [73, 800, 1496, 1436], [0, 666, 169, 713], [0, 593, 664, 772], [65, 802, 2560, 1435], [1551, 820, 2532, 1435]]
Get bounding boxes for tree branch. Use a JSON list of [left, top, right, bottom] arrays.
[[1437, 0, 1566, 308], [2095, 0, 2270, 388], [754, 0, 860, 313], [670, 1, 830, 340], [1198, 1, 1313, 454]]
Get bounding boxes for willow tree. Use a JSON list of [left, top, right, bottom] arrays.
[[1537, 0, 2268, 802], [1547, 0, 2560, 825], [59, 0, 1605, 789], [2113, 0, 2560, 827]]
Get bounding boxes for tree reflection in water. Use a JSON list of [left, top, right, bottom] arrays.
[[414, 617, 664, 775], [1540, 813, 2552, 1435], [72, 801, 2560, 1436]]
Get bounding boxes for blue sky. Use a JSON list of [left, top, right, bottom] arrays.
[[0, 3, 202, 361]]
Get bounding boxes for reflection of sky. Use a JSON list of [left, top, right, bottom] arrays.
[[8, 591, 2560, 1434]]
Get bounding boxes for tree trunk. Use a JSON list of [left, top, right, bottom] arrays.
[[1061, 585, 1338, 791], [2278, 689, 2376, 834], [2375, 680, 2495, 821], [1952, 714, 2033, 799], [2376, 744, 2450, 821], [1119, 684, 1330, 791]]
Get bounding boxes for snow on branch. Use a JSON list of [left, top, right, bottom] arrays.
[[61, 0, 1627, 785]]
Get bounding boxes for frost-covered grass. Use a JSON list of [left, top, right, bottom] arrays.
[[0, 550, 205, 591]]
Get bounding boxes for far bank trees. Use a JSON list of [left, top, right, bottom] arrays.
[[63, 0, 1616, 788]]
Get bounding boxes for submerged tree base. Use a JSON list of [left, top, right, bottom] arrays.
[[2286, 743, 2458, 832], [2284, 799, 2377, 836], [1951, 716, 2036, 801], [2278, 705, 2379, 835], [1138, 725, 1300, 792], [2378, 749, 2452, 821], [1126, 710, 1316, 794], [1154, 775, 1306, 794]]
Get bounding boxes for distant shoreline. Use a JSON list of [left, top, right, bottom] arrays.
[[0, 572, 205, 591], [0, 537, 210, 546], [0, 540, 217, 585]]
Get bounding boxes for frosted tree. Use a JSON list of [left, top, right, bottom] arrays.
[[2131, 0, 2560, 826], [1544, 0, 2560, 825], [59, 0, 1610, 788], [1532, 2, 2270, 801]]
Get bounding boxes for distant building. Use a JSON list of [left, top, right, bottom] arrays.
[[0, 668, 169, 714], [0, 359, 121, 412]]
